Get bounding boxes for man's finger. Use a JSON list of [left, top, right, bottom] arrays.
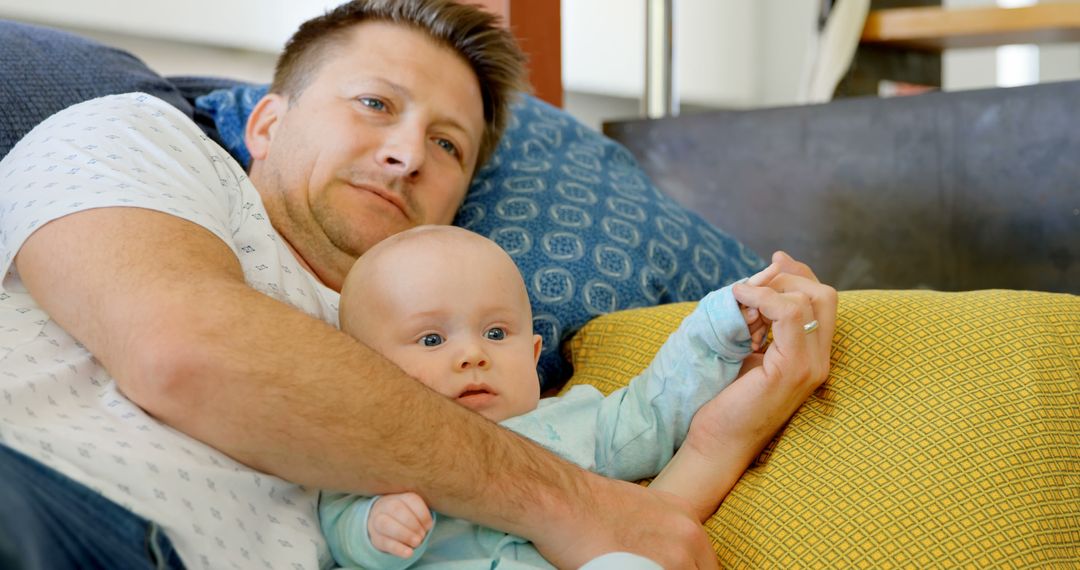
[[757, 273, 837, 357], [746, 262, 781, 287], [771, 251, 818, 282], [732, 283, 815, 361], [732, 283, 805, 323]]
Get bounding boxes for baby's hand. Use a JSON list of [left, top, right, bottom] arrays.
[[740, 303, 771, 353], [368, 492, 434, 559]]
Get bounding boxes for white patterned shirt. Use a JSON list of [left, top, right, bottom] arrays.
[[0, 93, 339, 570]]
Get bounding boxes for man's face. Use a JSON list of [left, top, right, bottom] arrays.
[[341, 229, 542, 423], [246, 21, 486, 290]]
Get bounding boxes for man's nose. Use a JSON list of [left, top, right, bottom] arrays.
[[456, 343, 490, 371], [376, 125, 426, 178]]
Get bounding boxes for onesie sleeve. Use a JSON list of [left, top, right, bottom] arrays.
[[319, 491, 435, 570], [591, 282, 753, 481]]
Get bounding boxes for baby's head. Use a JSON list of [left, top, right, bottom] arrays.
[[339, 225, 542, 422]]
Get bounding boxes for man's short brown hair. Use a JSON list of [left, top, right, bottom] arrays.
[[272, 0, 528, 168]]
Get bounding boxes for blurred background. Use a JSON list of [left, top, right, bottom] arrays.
[[1, 0, 1078, 129]]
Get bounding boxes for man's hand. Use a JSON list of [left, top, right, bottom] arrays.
[[671, 252, 837, 518], [368, 492, 433, 559], [688, 251, 836, 448], [531, 473, 719, 570]]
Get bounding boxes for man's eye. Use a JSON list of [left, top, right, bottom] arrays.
[[485, 328, 506, 341], [419, 334, 444, 347], [435, 138, 458, 156], [359, 97, 386, 111]]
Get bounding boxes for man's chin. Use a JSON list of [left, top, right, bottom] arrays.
[[348, 225, 416, 258], [317, 212, 412, 257]]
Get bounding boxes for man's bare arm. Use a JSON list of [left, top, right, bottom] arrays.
[[646, 355, 766, 522], [16, 207, 716, 568]]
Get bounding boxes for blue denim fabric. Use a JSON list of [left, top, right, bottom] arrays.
[[0, 444, 185, 570]]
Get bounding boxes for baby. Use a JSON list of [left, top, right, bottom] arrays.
[[319, 225, 765, 569]]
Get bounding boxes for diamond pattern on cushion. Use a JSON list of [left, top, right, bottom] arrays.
[[565, 289, 1080, 567]]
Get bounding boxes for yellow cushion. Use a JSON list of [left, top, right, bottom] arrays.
[[562, 290, 1080, 568]]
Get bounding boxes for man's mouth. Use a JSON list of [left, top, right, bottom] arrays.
[[347, 182, 408, 217]]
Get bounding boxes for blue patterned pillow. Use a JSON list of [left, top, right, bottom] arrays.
[[196, 86, 765, 390]]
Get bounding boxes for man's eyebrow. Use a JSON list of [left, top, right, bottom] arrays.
[[356, 78, 476, 152], [361, 77, 413, 101], [425, 104, 474, 146]]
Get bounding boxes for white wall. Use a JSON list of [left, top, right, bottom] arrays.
[[561, 0, 772, 108], [943, 0, 1080, 91], [560, 0, 836, 110], [0, 0, 344, 83], [677, 0, 760, 106], [756, 0, 820, 107], [1042, 42, 1080, 83], [564, 0, 1080, 109], [943, 0, 1007, 90], [4, 0, 1077, 111], [0, 0, 333, 52]]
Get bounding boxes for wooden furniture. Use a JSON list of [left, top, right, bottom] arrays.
[[839, 2, 1080, 97], [862, 3, 1080, 50], [476, 0, 563, 107]]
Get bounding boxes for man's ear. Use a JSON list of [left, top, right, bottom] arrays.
[[244, 93, 287, 162], [532, 334, 543, 365]]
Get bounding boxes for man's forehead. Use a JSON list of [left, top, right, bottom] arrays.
[[324, 23, 485, 150], [330, 22, 478, 94]]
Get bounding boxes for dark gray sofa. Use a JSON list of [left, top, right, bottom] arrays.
[[604, 81, 1079, 293]]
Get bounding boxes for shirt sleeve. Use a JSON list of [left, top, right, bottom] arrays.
[[0, 92, 245, 291], [591, 282, 751, 481], [319, 491, 435, 570]]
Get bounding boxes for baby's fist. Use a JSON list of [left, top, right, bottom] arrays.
[[740, 303, 771, 353], [368, 492, 434, 559]]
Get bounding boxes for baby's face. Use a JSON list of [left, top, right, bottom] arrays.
[[341, 227, 542, 423]]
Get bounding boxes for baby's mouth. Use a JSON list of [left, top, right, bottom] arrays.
[[459, 388, 491, 398], [456, 385, 497, 410]]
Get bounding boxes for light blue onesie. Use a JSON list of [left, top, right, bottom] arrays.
[[320, 283, 751, 569]]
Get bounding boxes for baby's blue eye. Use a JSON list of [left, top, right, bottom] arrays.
[[359, 97, 386, 111], [420, 334, 444, 347], [485, 328, 506, 341]]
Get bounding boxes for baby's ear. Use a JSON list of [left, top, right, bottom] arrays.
[[532, 334, 543, 365]]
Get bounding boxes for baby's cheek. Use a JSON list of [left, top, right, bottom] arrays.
[[518, 390, 542, 418], [397, 362, 446, 394]]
